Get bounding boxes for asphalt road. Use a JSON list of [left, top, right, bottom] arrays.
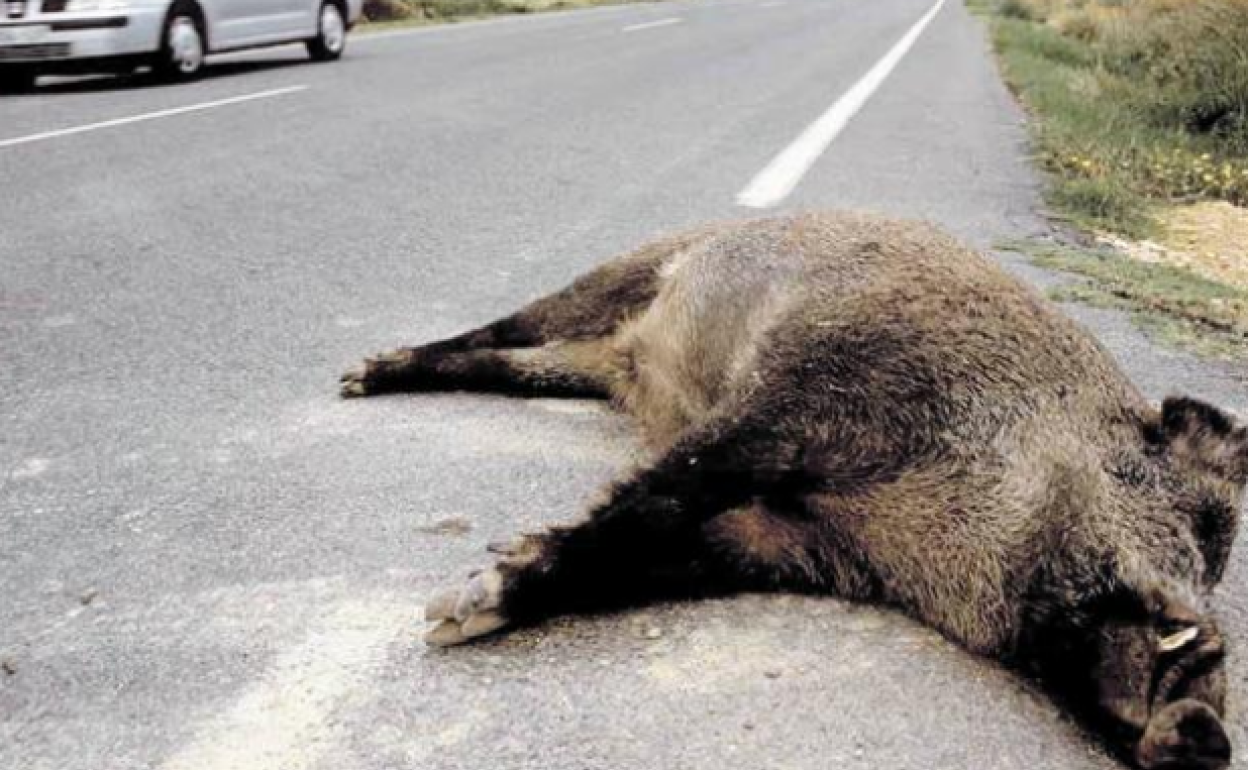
[[1, 1, 1246, 769]]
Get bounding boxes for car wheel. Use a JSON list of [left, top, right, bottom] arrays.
[[307, 1, 346, 62], [154, 7, 206, 81], [0, 66, 37, 94]]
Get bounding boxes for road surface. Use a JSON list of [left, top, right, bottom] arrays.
[[1, 1, 1245, 768]]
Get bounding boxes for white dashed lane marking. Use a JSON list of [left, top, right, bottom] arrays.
[[0, 85, 308, 150], [736, 0, 947, 208]]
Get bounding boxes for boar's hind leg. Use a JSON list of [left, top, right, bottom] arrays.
[[340, 339, 618, 399], [341, 242, 669, 398], [423, 419, 809, 646]]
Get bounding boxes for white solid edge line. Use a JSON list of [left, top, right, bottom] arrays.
[[622, 17, 683, 32], [735, 0, 947, 209], [0, 85, 309, 150]]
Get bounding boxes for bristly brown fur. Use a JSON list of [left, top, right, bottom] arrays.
[[343, 211, 1244, 770]]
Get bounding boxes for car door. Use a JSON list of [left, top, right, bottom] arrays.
[[205, 0, 304, 49], [272, 0, 317, 41], [249, 0, 315, 43]]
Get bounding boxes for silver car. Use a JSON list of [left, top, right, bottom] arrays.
[[0, 0, 363, 91]]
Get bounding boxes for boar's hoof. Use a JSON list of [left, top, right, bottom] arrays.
[[1135, 699, 1231, 770], [339, 350, 412, 398], [423, 568, 510, 647], [339, 365, 372, 398]]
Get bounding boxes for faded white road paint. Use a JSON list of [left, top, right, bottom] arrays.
[[736, 0, 947, 208], [9, 457, 50, 480], [160, 600, 415, 770], [622, 18, 683, 33], [0, 86, 308, 150], [41, 314, 76, 328]]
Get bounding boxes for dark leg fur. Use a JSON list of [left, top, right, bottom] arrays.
[[424, 416, 808, 644], [341, 341, 617, 399], [498, 494, 819, 625], [702, 504, 829, 592], [425, 506, 820, 646], [342, 242, 668, 397], [493, 246, 665, 344]]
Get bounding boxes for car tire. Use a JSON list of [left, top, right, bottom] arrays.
[[153, 5, 206, 81], [307, 1, 347, 62], [0, 66, 37, 94]]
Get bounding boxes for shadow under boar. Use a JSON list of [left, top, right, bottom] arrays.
[[342, 212, 1245, 770]]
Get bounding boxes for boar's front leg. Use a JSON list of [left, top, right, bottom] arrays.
[[423, 418, 807, 646]]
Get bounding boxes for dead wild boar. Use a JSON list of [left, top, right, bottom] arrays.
[[342, 211, 1244, 769]]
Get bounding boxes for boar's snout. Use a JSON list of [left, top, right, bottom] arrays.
[[1135, 699, 1231, 770]]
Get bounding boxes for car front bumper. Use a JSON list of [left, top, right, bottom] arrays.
[[0, 7, 163, 65]]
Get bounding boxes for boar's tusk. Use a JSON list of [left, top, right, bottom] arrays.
[[1158, 626, 1199, 652]]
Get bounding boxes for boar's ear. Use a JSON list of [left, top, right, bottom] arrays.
[[1157, 397, 1248, 485]]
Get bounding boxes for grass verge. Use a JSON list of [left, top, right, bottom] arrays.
[[977, 0, 1248, 237], [977, 0, 1248, 363], [359, 0, 660, 28], [1001, 239, 1248, 361]]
